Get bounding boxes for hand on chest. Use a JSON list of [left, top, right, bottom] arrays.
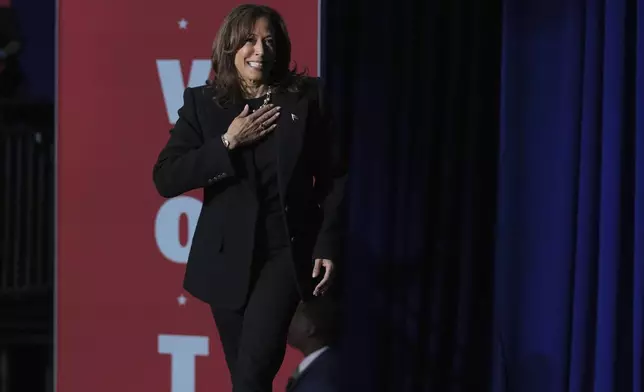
[[199, 88, 316, 194]]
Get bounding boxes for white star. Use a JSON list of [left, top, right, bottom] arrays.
[[178, 18, 188, 30], [177, 294, 187, 306]]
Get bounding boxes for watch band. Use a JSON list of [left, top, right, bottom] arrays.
[[221, 134, 230, 149]]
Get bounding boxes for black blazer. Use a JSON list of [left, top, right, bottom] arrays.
[[152, 78, 348, 308], [287, 348, 340, 392]]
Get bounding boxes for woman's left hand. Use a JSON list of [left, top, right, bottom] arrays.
[[312, 258, 335, 296]]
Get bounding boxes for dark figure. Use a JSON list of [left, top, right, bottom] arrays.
[[286, 298, 342, 392]]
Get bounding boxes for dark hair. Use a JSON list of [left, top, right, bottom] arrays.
[[209, 4, 308, 106], [298, 297, 343, 343]]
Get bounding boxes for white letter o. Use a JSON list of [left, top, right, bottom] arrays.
[[155, 196, 203, 264]]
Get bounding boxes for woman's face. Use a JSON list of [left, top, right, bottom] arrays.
[[234, 17, 275, 85]]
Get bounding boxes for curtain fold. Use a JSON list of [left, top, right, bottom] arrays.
[[494, 0, 644, 391], [323, 0, 642, 390], [323, 0, 501, 390]]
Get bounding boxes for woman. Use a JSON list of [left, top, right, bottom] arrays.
[[152, 4, 348, 391]]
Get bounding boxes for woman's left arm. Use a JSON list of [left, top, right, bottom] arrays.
[[311, 79, 350, 264]]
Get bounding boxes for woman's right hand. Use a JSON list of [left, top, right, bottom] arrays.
[[224, 104, 281, 149]]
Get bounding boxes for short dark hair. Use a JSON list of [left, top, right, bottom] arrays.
[[209, 4, 308, 105], [298, 297, 343, 343]]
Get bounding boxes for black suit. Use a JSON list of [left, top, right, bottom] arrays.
[[287, 348, 340, 392], [153, 78, 348, 391]]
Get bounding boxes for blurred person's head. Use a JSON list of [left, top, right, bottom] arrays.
[[287, 298, 341, 355]]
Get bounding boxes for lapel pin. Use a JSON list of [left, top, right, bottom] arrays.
[[291, 113, 298, 122]]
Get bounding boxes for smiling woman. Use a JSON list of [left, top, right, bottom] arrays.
[[210, 4, 308, 107], [233, 17, 274, 90], [152, 4, 349, 392]]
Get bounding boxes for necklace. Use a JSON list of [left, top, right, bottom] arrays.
[[251, 87, 272, 112]]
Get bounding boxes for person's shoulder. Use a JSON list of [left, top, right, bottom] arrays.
[[292, 77, 327, 103], [296, 354, 340, 392], [301, 76, 324, 94], [302, 76, 322, 87], [186, 84, 216, 99], [182, 84, 217, 108], [307, 347, 339, 375]]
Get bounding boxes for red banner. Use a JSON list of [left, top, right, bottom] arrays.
[[57, 1, 318, 391]]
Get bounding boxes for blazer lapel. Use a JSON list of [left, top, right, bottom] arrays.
[[199, 90, 258, 193], [199, 87, 309, 201], [271, 91, 309, 204], [199, 88, 242, 138]]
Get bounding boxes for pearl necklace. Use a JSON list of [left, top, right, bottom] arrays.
[[251, 87, 272, 112]]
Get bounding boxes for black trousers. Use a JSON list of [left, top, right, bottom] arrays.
[[211, 245, 301, 392]]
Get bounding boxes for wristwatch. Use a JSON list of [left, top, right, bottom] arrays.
[[221, 134, 231, 149]]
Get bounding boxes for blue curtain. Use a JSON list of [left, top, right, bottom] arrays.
[[494, 0, 644, 392], [6, 0, 55, 101], [323, 0, 501, 390], [323, 0, 642, 390]]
